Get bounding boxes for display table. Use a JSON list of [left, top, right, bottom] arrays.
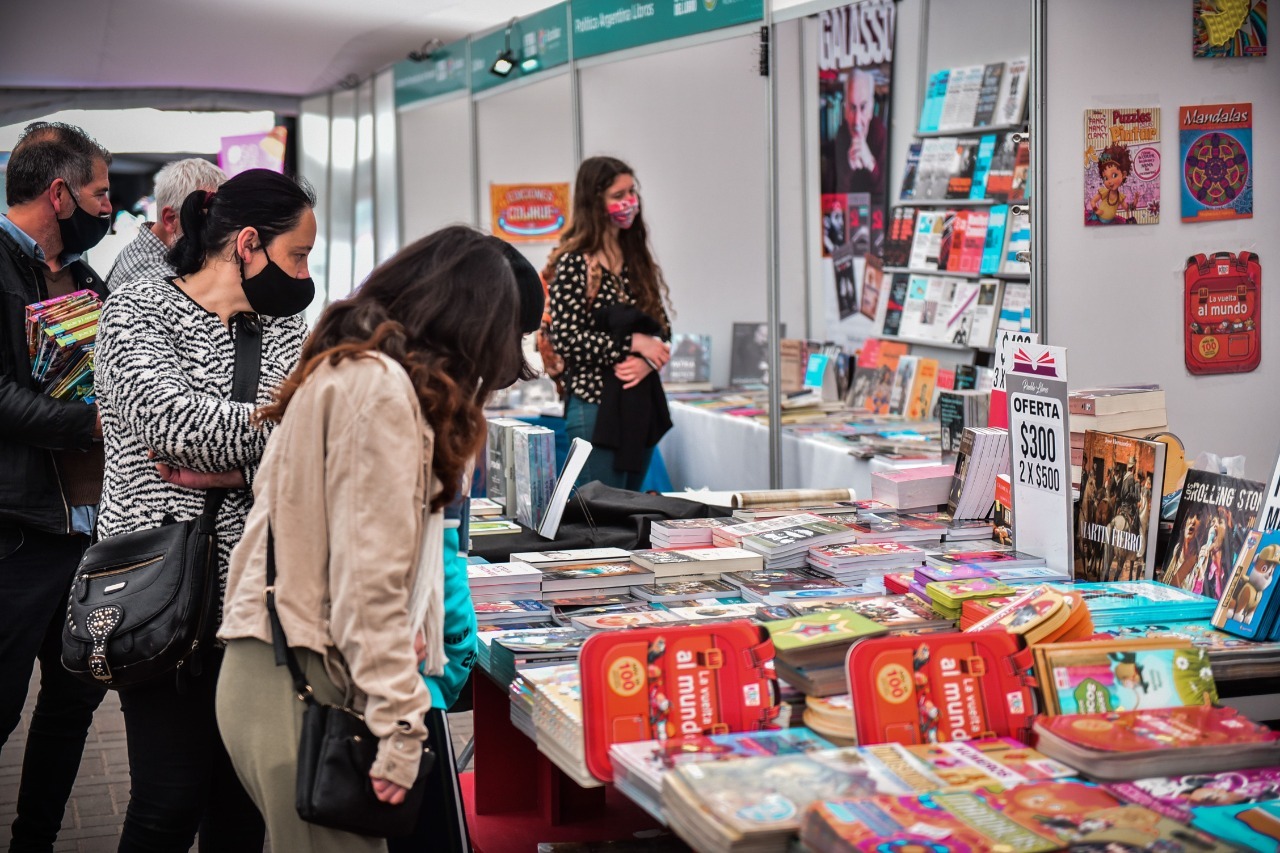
[[660, 401, 875, 494]]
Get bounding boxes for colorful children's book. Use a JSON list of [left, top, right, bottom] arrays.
[[577, 621, 779, 782], [1033, 638, 1217, 715], [1181, 102, 1253, 223], [1194, 0, 1268, 58], [965, 584, 1093, 644], [1213, 529, 1280, 640], [924, 577, 1015, 619], [1192, 801, 1280, 851], [1084, 107, 1161, 226], [845, 630, 1034, 746], [764, 609, 887, 669], [1106, 767, 1280, 824], [1161, 468, 1267, 599], [1034, 706, 1280, 781]]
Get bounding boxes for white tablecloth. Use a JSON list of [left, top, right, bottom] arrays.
[[660, 402, 873, 495]]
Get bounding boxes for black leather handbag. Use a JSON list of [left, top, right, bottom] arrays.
[[61, 314, 262, 689], [263, 529, 434, 837]]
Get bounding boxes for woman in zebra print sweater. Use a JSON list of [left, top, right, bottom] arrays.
[[95, 169, 315, 852]]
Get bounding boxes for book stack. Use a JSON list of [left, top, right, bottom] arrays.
[[630, 577, 740, 603], [907, 512, 995, 541], [870, 463, 954, 510], [1068, 386, 1168, 482], [805, 541, 926, 589], [923, 577, 1015, 620], [1047, 580, 1218, 629], [610, 729, 835, 823], [487, 628, 588, 688], [569, 608, 680, 631], [649, 517, 735, 548], [468, 497, 503, 518], [1105, 768, 1280, 850], [802, 695, 858, 745], [537, 562, 656, 600], [843, 511, 948, 544], [964, 584, 1094, 643], [738, 519, 861, 570], [925, 549, 1061, 581], [466, 560, 542, 603], [510, 548, 632, 569], [765, 609, 887, 696], [526, 663, 599, 788], [792, 594, 954, 636], [946, 426, 1010, 520], [485, 417, 527, 514], [629, 546, 763, 578], [473, 599, 552, 627], [26, 289, 101, 402], [511, 425, 555, 529], [546, 597, 641, 626], [722, 568, 843, 604], [937, 389, 990, 457], [1034, 705, 1280, 781], [711, 513, 828, 547]]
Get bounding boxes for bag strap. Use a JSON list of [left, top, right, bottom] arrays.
[[202, 313, 265, 519], [264, 524, 320, 706]]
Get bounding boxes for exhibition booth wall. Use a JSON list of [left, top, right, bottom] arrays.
[[298, 0, 1276, 484]]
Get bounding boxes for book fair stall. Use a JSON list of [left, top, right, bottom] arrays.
[[277, 0, 1278, 849]]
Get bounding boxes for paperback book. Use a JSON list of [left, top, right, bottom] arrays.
[[1032, 638, 1217, 715], [1161, 468, 1266, 600], [1085, 107, 1162, 226], [1074, 430, 1167, 582]]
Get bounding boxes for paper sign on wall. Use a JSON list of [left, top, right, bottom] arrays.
[[489, 183, 570, 243], [988, 329, 1039, 429], [1006, 342, 1072, 573]]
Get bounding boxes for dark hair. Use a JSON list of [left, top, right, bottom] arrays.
[[5, 122, 112, 207], [258, 226, 530, 511], [167, 169, 316, 276], [543, 155, 671, 333], [1097, 144, 1133, 179]]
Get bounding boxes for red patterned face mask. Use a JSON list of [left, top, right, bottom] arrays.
[[606, 198, 639, 229]]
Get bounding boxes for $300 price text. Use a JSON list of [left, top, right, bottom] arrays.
[[1016, 422, 1062, 493]]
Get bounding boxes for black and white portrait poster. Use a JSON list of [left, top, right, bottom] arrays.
[[819, 0, 895, 347]]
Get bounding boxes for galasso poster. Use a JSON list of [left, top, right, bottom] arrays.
[[818, 0, 895, 347], [490, 183, 571, 243]]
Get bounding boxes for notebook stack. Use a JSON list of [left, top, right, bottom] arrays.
[[466, 560, 543, 603], [946, 426, 1010, 519], [765, 609, 887, 696], [629, 546, 763, 578], [806, 541, 926, 589], [649, 517, 736, 548], [26, 289, 101, 402]]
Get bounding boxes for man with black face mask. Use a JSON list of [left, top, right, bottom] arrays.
[[0, 121, 112, 851]]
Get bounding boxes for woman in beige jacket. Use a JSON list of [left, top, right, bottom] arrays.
[[216, 226, 531, 852]]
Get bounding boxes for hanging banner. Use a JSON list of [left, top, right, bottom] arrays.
[[818, 0, 896, 349], [1005, 342, 1073, 574], [570, 0, 763, 59], [218, 127, 287, 177], [490, 183, 571, 243]]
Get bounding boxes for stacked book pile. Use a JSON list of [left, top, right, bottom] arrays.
[[630, 577, 741, 603], [629, 546, 762, 578], [649, 517, 736, 548], [711, 513, 828, 548], [526, 663, 599, 788], [1068, 385, 1167, 483], [922, 576, 1015, 620], [923, 548, 1064, 582], [465, 560, 542, 603], [538, 563, 656, 600], [26, 289, 101, 402], [805, 541, 925, 590], [1047, 580, 1218, 629], [722, 568, 842, 604], [738, 517, 862, 570], [765, 609, 886, 696], [801, 694, 858, 745], [869, 463, 955, 509], [485, 628, 588, 690], [473, 599, 552, 627], [946, 426, 1010, 519]]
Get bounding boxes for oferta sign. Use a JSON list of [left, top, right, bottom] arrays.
[[393, 39, 468, 108], [471, 3, 570, 93], [571, 0, 763, 59]]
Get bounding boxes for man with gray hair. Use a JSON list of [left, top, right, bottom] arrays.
[[106, 157, 226, 290], [0, 120, 112, 851]]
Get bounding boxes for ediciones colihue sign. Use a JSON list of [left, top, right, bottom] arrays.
[[490, 183, 571, 243]]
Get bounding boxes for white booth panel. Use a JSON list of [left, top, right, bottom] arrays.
[[398, 96, 475, 242], [475, 73, 576, 270], [1045, 0, 1278, 482], [580, 34, 769, 392], [299, 93, 331, 327], [327, 88, 358, 304], [353, 78, 377, 287], [373, 69, 400, 263]]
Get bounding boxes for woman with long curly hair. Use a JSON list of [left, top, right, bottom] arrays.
[[216, 226, 533, 852], [543, 155, 674, 490]]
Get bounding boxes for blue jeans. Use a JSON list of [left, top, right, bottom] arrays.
[[564, 396, 652, 492]]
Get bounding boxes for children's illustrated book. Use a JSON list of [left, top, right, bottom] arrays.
[[1194, 0, 1267, 58], [1213, 529, 1280, 640], [1160, 468, 1266, 599], [1181, 102, 1253, 222], [577, 621, 779, 782], [764, 609, 887, 668], [1033, 639, 1218, 715], [1106, 767, 1280, 824], [1084, 107, 1161, 226], [1050, 580, 1219, 628], [1192, 800, 1280, 851], [845, 630, 1034, 746]]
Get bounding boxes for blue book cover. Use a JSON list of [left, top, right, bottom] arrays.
[[1214, 530, 1280, 641], [969, 134, 997, 200], [1192, 801, 1280, 852], [920, 70, 949, 133], [1043, 581, 1217, 626], [981, 205, 1008, 274]]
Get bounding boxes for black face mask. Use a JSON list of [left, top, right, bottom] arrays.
[[239, 250, 316, 317], [58, 186, 112, 254]]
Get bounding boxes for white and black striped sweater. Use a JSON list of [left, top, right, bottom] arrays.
[[95, 278, 306, 594]]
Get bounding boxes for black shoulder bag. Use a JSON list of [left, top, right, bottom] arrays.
[[62, 313, 263, 689], [263, 528, 434, 837]]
